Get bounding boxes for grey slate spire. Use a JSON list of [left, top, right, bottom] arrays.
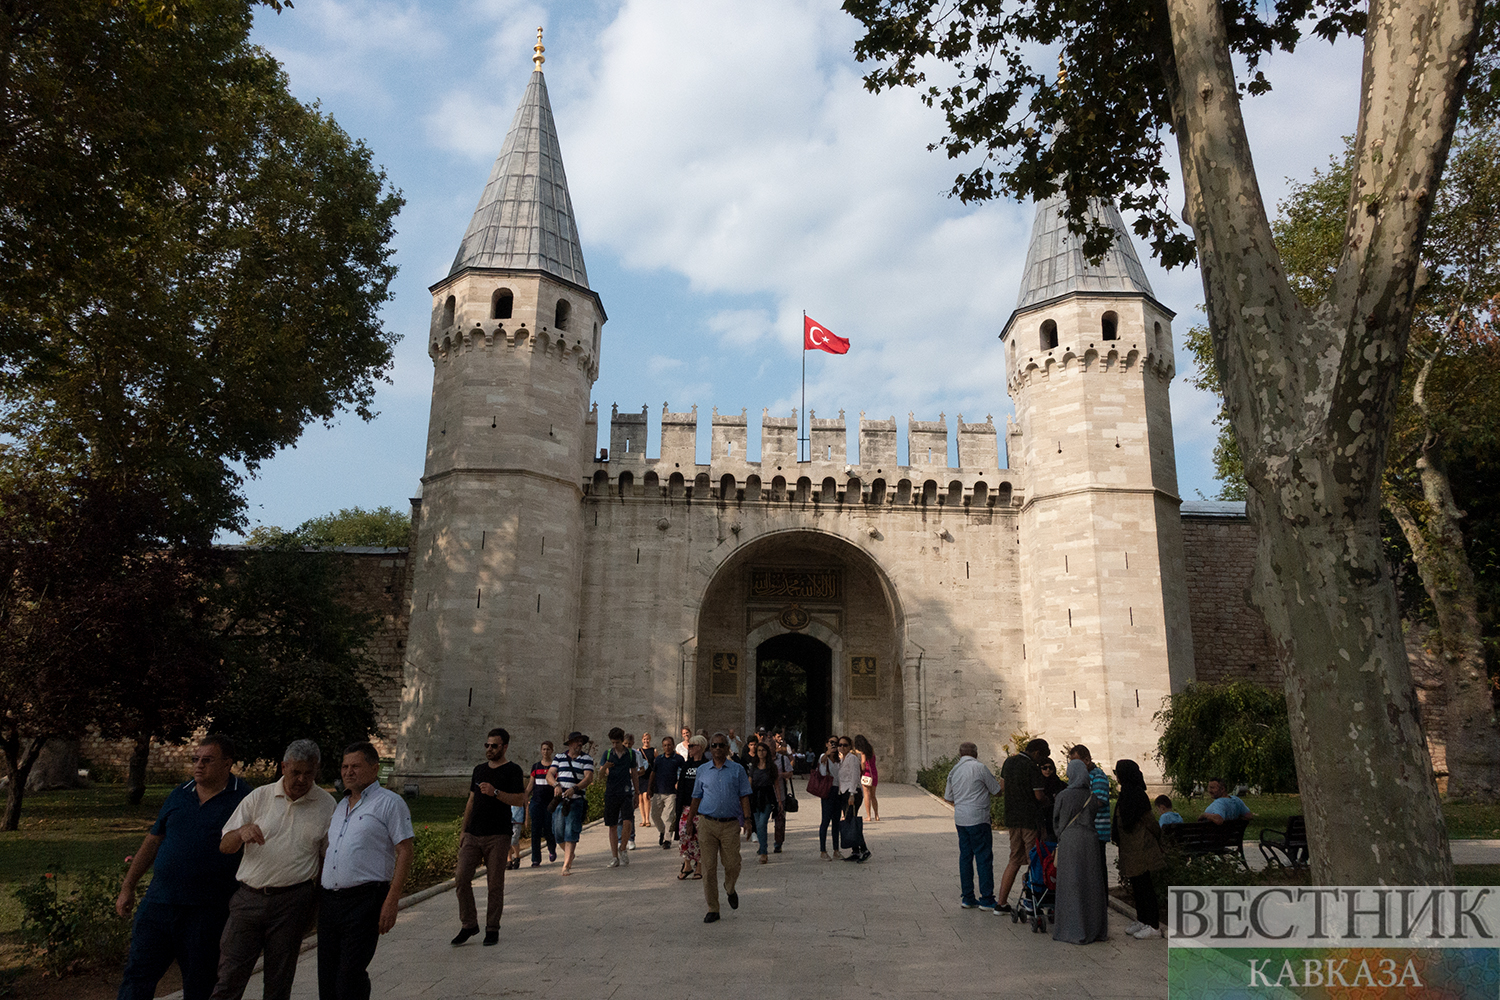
[[448, 69, 589, 287], [1014, 194, 1152, 309]]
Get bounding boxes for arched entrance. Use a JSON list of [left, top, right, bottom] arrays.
[[755, 631, 833, 751], [691, 529, 905, 772]]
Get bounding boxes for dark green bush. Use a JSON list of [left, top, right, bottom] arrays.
[[15, 867, 132, 975], [1154, 680, 1298, 795]]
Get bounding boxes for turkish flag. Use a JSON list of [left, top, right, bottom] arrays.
[[804, 315, 849, 355]]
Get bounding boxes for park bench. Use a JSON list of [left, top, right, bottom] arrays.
[[1162, 818, 1250, 867], [1259, 815, 1308, 869]]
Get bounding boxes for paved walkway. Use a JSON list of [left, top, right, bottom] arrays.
[[234, 782, 1166, 999]]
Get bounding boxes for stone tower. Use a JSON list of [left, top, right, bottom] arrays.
[[396, 53, 605, 791], [1001, 195, 1194, 774]]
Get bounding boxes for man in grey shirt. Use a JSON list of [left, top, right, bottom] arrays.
[[943, 742, 1002, 910]]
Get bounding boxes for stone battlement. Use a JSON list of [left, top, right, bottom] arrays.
[[584, 403, 1017, 508]]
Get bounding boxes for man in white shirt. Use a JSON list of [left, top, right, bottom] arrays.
[[318, 742, 414, 1000], [943, 742, 1002, 911], [212, 740, 335, 1000]]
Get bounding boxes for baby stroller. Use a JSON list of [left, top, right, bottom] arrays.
[[1012, 834, 1056, 933]]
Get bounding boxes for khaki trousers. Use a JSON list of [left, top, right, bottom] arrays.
[[454, 832, 510, 930], [697, 817, 743, 914]]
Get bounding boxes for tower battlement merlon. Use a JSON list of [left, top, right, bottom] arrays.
[[711, 407, 749, 463], [606, 403, 649, 462]]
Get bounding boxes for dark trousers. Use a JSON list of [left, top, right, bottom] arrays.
[[819, 792, 842, 852], [211, 881, 317, 1000], [118, 898, 229, 1000], [956, 823, 995, 905], [1130, 871, 1161, 929], [317, 882, 387, 1000], [454, 832, 509, 931], [529, 800, 555, 863], [842, 792, 867, 853], [773, 794, 787, 846]]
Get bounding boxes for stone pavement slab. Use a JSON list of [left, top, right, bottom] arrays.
[[229, 783, 1167, 999]]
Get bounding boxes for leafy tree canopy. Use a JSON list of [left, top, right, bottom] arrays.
[[247, 505, 411, 548], [1154, 681, 1298, 795]]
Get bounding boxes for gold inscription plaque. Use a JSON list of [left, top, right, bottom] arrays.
[[710, 652, 739, 696], [850, 656, 877, 699], [750, 568, 840, 601]]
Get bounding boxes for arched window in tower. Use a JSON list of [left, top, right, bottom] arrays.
[[771, 475, 787, 501], [1102, 311, 1119, 341], [820, 477, 838, 503], [669, 472, 685, 499], [617, 471, 634, 497], [869, 478, 887, 505], [720, 473, 737, 501], [441, 295, 456, 329], [644, 470, 660, 496], [1153, 321, 1162, 353], [555, 298, 572, 331], [896, 479, 912, 504], [491, 288, 513, 320], [593, 323, 600, 354], [591, 470, 608, 495], [946, 480, 963, 505], [1040, 319, 1058, 350], [745, 475, 762, 501], [922, 480, 938, 505]]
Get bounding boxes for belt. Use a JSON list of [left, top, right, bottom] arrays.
[[323, 881, 389, 895], [702, 814, 741, 822], [240, 879, 314, 896]]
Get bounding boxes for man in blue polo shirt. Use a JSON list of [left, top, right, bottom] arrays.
[[116, 734, 251, 1000], [1202, 778, 1255, 824], [685, 731, 751, 924]]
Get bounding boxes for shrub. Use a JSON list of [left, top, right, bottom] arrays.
[[15, 867, 132, 976], [917, 755, 956, 798], [1154, 680, 1298, 795], [409, 818, 462, 892]]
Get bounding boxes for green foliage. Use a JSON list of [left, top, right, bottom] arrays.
[[917, 755, 956, 798], [14, 867, 132, 976], [208, 546, 383, 776], [844, 0, 1366, 270], [1154, 681, 1297, 795], [247, 506, 412, 548], [408, 818, 462, 893]]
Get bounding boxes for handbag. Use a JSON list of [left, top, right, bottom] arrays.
[[806, 767, 832, 799], [783, 785, 798, 813], [860, 775, 873, 787]]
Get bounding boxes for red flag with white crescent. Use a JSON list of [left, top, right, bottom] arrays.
[[803, 315, 849, 355]]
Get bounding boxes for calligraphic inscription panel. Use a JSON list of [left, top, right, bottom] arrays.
[[749, 568, 840, 601], [850, 656, 877, 699], [710, 652, 739, 696]]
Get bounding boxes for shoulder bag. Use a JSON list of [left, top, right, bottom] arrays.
[[806, 765, 832, 799]]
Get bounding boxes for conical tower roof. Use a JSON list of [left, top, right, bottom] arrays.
[[1013, 194, 1153, 309], [448, 70, 589, 287]]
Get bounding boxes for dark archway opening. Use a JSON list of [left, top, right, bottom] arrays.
[[756, 632, 832, 754]]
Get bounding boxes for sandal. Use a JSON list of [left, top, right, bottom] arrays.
[[677, 869, 691, 880], [689, 871, 703, 880]]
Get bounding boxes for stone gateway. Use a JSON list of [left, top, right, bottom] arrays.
[[391, 54, 1261, 794]]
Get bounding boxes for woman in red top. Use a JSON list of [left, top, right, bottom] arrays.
[[855, 734, 879, 822]]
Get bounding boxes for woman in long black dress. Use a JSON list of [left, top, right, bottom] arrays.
[[1052, 759, 1108, 944]]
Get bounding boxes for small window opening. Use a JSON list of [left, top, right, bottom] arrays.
[[1041, 318, 1058, 350], [1102, 311, 1118, 341], [555, 299, 572, 330], [441, 295, 456, 328], [492, 288, 513, 320]]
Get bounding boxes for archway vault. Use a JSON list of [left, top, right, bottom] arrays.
[[688, 527, 911, 776]]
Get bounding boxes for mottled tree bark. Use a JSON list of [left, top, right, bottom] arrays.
[[1163, 0, 1479, 883], [1387, 351, 1500, 802], [126, 733, 151, 806], [2, 734, 46, 831]]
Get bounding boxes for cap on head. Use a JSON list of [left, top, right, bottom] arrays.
[[565, 731, 588, 746]]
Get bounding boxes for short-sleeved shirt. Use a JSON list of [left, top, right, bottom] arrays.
[[1203, 795, 1250, 822], [146, 776, 252, 906], [651, 753, 682, 794], [999, 754, 1044, 830], [601, 747, 636, 798], [550, 752, 594, 791], [676, 756, 703, 809], [321, 783, 415, 890], [529, 761, 554, 804], [1089, 766, 1111, 841], [222, 778, 335, 890], [1158, 811, 1184, 826], [692, 759, 752, 819], [466, 761, 524, 836], [944, 755, 1001, 828]]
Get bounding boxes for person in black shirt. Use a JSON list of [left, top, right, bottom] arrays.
[[600, 728, 639, 868], [675, 736, 706, 878], [451, 728, 526, 947], [527, 741, 555, 867], [648, 739, 682, 846]]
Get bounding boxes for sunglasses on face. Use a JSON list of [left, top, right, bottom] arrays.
[[710, 742, 728, 749], [484, 743, 503, 749], [190, 755, 220, 765]]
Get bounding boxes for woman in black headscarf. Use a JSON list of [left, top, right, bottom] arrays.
[[1112, 759, 1167, 939], [1052, 759, 1108, 944]]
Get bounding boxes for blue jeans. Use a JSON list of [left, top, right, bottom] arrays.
[[530, 798, 556, 863], [956, 823, 996, 906], [752, 805, 773, 855], [552, 796, 586, 843], [819, 791, 842, 852]]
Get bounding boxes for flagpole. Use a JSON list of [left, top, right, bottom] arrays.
[[800, 311, 807, 463]]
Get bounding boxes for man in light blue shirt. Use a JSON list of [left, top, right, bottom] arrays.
[[686, 732, 752, 923], [1201, 778, 1254, 824], [943, 742, 1001, 910]]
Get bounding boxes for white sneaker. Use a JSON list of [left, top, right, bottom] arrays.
[[620, 850, 629, 866], [607, 856, 620, 868], [1125, 921, 1144, 935], [1132, 925, 1159, 939], [627, 840, 636, 850]]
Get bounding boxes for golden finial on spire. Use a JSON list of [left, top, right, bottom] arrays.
[[533, 27, 545, 71]]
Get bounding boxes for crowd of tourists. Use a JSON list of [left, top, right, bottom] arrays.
[[942, 737, 1254, 946]]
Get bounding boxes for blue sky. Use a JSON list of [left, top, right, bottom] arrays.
[[236, 0, 1365, 538]]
